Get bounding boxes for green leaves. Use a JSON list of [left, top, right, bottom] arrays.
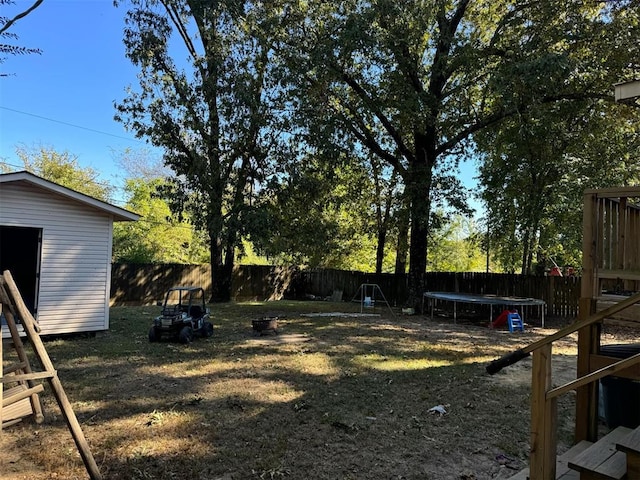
[[13, 145, 114, 201], [112, 176, 209, 263], [113, 0, 640, 285], [115, 0, 286, 297]]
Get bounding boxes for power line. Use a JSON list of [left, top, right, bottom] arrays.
[[0, 106, 146, 143]]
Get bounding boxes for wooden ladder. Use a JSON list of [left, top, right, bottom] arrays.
[[1, 278, 46, 429], [0, 270, 102, 480]]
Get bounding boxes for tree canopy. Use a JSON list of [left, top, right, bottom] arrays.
[[7, 145, 114, 201], [115, 0, 286, 300], [268, 0, 640, 303], [475, 1, 640, 274], [113, 0, 640, 301]]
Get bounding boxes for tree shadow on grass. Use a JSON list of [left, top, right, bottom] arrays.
[[2, 303, 579, 480]]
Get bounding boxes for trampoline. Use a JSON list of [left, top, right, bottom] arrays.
[[423, 291, 546, 327]]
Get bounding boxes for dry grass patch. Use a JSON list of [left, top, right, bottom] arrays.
[[2, 301, 635, 479]]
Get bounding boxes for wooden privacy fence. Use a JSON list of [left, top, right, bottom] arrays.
[[111, 263, 212, 306], [110, 264, 581, 318], [110, 264, 304, 306]]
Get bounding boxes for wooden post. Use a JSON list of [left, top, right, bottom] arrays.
[[1, 302, 3, 430], [529, 343, 557, 480], [2, 271, 102, 480], [617, 197, 627, 272], [575, 318, 600, 442], [575, 192, 600, 442]]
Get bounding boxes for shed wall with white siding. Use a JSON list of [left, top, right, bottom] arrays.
[[0, 172, 139, 336]]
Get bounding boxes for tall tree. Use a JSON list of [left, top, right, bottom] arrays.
[[115, 0, 283, 301], [476, 1, 640, 274], [478, 100, 640, 274], [279, 0, 638, 306], [369, 158, 402, 274], [477, 103, 576, 274]]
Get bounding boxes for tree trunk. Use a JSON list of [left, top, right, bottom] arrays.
[[209, 236, 232, 302], [408, 215, 429, 310], [375, 190, 394, 274], [394, 199, 410, 275], [208, 198, 233, 302], [521, 227, 531, 275], [404, 117, 439, 309], [375, 228, 386, 274], [405, 155, 434, 310], [394, 228, 408, 275]]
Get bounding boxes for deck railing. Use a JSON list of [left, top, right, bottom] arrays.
[[487, 291, 640, 479]]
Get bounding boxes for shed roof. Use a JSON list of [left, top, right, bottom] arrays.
[[0, 170, 140, 222]]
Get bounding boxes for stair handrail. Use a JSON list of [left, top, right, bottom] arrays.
[[546, 352, 640, 399], [524, 345, 640, 479], [486, 291, 640, 479], [486, 290, 640, 374]]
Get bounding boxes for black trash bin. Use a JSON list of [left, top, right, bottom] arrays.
[[599, 343, 640, 429]]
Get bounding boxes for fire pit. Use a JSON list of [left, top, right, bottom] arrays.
[[252, 316, 278, 335]]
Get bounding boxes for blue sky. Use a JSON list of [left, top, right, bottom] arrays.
[[0, 0, 154, 205], [1, 0, 482, 214]]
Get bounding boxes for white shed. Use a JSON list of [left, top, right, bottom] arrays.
[[0, 171, 139, 336]]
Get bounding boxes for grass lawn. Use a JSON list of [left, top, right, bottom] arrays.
[[4, 300, 627, 480]]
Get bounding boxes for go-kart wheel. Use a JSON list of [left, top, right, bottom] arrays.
[[179, 326, 194, 344], [203, 321, 213, 337], [149, 327, 159, 342]]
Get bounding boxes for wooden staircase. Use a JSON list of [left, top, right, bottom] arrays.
[[615, 427, 640, 479], [486, 289, 640, 480], [497, 187, 640, 480], [568, 426, 635, 480], [509, 425, 640, 479]]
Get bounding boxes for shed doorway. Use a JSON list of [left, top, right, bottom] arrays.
[[0, 225, 42, 314]]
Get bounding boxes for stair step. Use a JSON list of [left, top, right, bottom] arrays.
[[556, 470, 580, 480], [507, 440, 593, 480], [557, 442, 594, 480], [617, 425, 640, 455], [568, 426, 632, 480], [617, 425, 640, 479]]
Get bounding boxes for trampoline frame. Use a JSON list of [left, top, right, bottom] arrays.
[[422, 291, 546, 327]]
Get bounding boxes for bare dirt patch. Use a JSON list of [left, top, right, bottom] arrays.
[[1, 303, 635, 480]]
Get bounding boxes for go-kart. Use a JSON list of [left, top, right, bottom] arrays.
[[149, 286, 213, 343]]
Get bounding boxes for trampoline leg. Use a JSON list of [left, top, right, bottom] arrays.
[[454, 302, 457, 324]]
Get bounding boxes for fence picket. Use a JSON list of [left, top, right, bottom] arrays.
[[110, 264, 582, 319]]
